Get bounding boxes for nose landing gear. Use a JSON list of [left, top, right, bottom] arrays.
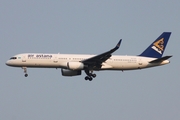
[[84, 70, 96, 81], [22, 67, 28, 77]]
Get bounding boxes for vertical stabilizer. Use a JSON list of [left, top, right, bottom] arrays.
[[139, 32, 171, 58]]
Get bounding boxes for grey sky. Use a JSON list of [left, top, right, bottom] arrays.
[[1, 1, 180, 120]]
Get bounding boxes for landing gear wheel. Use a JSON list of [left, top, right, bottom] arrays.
[[25, 74, 28, 77], [85, 76, 89, 80], [84, 70, 97, 81], [22, 67, 28, 77], [92, 74, 96, 78], [85, 76, 93, 81], [89, 77, 93, 81]]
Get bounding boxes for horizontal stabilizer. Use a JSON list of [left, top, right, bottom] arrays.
[[149, 56, 172, 63]]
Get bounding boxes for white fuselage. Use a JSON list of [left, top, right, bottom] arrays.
[[6, 53, 170, 70]]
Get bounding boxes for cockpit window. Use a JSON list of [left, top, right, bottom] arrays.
[[10, 57, 17, 60]]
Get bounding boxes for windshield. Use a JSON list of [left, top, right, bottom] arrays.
[[10, 57, 17, 60]]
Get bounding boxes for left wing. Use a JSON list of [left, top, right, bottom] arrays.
[[81, 39, 122, 69]]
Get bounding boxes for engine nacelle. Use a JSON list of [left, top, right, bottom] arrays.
[[67, 62, 84, 70], [61, 69, 81, 76]]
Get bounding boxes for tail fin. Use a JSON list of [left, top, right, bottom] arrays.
[[139, 32, 171, 58]]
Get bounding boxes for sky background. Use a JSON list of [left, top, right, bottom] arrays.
[[0, 1, 180, 120]]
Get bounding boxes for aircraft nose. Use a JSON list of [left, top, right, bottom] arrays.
[[6, 60, 11, 66]]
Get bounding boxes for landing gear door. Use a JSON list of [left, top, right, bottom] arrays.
[[22, 55, 26, 62]]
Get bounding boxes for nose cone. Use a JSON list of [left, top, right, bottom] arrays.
[[6, 60, 11, 66]]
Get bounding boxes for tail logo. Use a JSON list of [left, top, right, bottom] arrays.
[[151, 38, 164, 54]]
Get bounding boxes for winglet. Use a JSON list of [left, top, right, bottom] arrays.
[[115, 39, 122, 49]]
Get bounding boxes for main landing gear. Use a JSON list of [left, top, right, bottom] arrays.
[[84, 70, 96, 81], [22, 67, 28, 77]]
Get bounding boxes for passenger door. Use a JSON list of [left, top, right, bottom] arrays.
[[22, 55, 26, 62], [53, 55, 58, 63], [138, 58, 143, 66]]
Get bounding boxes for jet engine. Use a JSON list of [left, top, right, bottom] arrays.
[[61, 69, 81, 76], [67, 62, 84, 70]]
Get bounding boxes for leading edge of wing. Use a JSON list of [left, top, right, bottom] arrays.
[[82, 39, 122, 64]]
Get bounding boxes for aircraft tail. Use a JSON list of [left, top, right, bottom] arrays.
[[139, 32, 171, 58]]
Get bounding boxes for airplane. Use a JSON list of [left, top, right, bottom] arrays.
[[6, 32, 172, 81]]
